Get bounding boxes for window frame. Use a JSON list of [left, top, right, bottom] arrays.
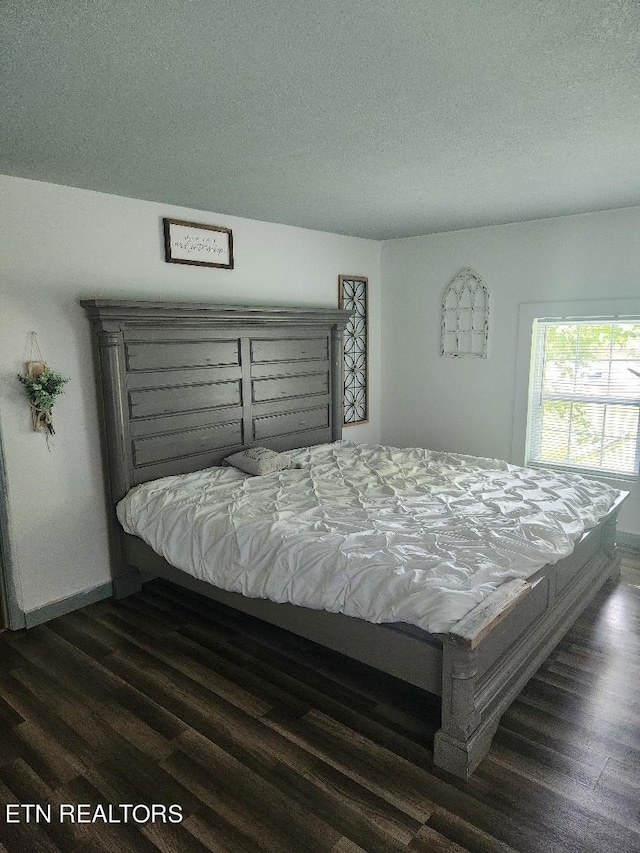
[[512, 299, 640, 486]]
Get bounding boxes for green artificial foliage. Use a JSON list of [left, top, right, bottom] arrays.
[[18, 368, 69, 411], [17, 368, 69, 437]]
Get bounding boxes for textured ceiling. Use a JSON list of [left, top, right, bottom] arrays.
[[2, 1, 640, 239]]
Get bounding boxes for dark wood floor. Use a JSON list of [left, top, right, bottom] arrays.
[[1, 547, 639, 853]]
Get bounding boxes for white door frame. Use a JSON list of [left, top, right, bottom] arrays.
[[0, 410, 26, 629]]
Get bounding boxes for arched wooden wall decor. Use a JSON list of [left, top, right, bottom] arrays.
[[441, 268, 489, 358], [339, 275, 368, 425]]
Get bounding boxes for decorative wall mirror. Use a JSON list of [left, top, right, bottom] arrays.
[[441, 268, 489, 358]]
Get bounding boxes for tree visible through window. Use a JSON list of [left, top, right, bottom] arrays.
[[527, 319, 640, 478]]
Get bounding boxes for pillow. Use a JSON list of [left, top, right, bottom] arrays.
[[223, 447, 292, 476]]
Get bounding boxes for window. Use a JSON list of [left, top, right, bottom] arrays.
[[526, 319, 640, 479]]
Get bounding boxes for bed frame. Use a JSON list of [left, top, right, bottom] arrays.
[[82, 299, 627, 779]]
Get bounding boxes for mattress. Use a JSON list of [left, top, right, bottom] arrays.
[[116, 441, 620, 633]]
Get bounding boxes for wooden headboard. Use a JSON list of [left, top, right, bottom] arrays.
[[82, 300, 351, 594], [82, 300, 351, 498]]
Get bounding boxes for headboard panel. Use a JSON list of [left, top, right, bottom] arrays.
[[82, 301, 351, 495], [82, 300, 351, 596]]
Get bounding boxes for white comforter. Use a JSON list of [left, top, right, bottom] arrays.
[[116, 441, 620, 633]]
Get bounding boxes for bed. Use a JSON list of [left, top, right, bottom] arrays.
[[82, 298, 628, 779]]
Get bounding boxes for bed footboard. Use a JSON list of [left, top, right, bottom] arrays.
[[433, 506, 623, 779]]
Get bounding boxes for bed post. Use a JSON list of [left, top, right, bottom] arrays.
[[330, 324, 344, 441], [602, 513, 621, 582], [433, 642, 484, 779], [95, 326, 142, 598], [434, 578, 532, 778]]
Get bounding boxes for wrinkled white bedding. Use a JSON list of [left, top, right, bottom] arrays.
[[116, 441, 620, 633]]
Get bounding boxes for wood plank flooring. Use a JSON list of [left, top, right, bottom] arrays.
[[0, 546, 638, 852]]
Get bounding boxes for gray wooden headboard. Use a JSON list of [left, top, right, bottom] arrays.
[[82, 300, 351, 595], [82, 299, 351, 497]]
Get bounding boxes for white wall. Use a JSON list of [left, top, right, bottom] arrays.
[[2, 175, 636, 619], [0, 175, 381, 614], [381, 206, 640, 534]]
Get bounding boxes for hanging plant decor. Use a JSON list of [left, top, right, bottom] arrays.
[[18, 361, 69, 435], [17, 333, 69, 445], [18, 363, 69, 438]]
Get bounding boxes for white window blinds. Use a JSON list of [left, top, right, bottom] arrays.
[[526, 319, 640, 478]]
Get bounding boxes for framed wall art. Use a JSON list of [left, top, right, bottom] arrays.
[[338, 274, 368, 425], [163, 218, 234, 269], [441, 268, 489, 358]]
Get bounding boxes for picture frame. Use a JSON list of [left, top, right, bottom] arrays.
[[163, 218, 234, 269], [338, 275, 369, 426]]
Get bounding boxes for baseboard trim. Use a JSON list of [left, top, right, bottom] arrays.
[[617, 532, 640, 550], [24, 580, 114, 629]]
